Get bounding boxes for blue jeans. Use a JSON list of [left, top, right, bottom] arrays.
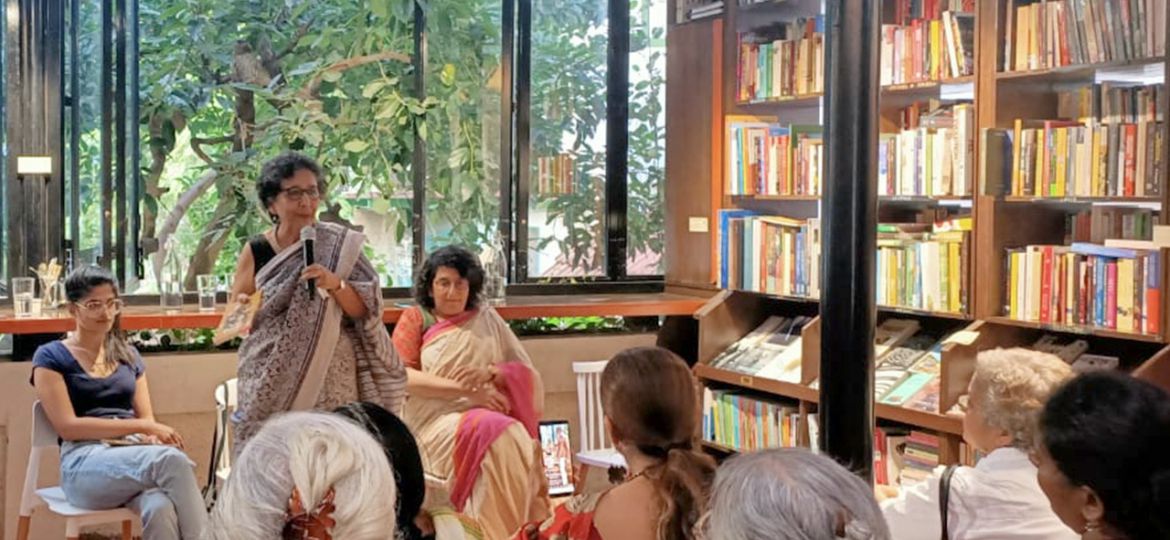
[[60, 441, 208, 540]]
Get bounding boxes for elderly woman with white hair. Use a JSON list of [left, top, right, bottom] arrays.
[[207, 411, 398, 540], [702, 448, 890, 540], [881, 347, 1078, 540]]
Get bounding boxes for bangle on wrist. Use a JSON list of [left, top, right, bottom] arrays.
[[327, 280, 346, 293]]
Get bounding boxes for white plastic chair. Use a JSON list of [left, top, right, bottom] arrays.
[[573, 361, 626, 470], [204, 377, 237, 505], [18, 401, 141, 540]]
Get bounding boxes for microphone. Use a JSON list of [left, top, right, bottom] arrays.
[[301, 226, 316, 294]]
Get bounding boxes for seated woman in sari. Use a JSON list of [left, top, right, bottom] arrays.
[[229, 152, 406, 453], [392, 245, 550, 540]]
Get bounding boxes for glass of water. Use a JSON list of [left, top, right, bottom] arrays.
[[160, 280, 184, 314], [12, 277, 36, 318], [197, 275, 218, 313]]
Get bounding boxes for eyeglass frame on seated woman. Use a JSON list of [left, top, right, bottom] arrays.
[[75, 298, 125, 315], [280, 186, 321, 202]]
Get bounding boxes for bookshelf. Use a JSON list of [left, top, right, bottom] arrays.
[[665, 0, 1170, 469]]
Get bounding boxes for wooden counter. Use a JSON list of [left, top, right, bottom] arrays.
[[0, 293, 706, 335]]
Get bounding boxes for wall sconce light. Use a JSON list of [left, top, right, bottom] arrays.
[[16, 156, 53, 177]]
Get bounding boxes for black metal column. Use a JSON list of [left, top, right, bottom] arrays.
[[605, 0, 629, 278], [499, 0, 516, 281], [411, 2, 427, 268], [514, 0, 531, 281], [819, 0, 879, 480]]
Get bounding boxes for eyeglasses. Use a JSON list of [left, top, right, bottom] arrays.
[[78, 299, 125, 314], [281, 187, 321, 202]]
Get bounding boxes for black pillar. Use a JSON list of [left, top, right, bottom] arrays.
[[5, 0, 66, 282], [819, 0, 879, 480]]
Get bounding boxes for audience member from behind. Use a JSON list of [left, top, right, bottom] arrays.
[[703, 448, 890, 540], [882, 347, 1076, 539], [519, 346, 716, 540], [333, 402, 432, 540], [1035, 371, 1170, 540], [207, 411, 398, 540], [30, 266, 207, 539]]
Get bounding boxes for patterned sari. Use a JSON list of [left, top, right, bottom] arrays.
[[393, 306, 550, 540], [233, 222, 407, 453]]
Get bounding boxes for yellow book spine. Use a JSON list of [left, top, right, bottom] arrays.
[[1055, 128, 1068, 197], [1035, 128, 1047, 196], [949, 241, 961, 312], [1118, 258, 1135, 332]]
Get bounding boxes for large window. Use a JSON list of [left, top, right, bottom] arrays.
[[53, 0, 664, 293]]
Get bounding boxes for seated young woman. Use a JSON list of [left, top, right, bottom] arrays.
[[519, 346, 717, 540], [881, 347, 1077, 539], [1034, 371, 1170, 540], [29, 266, 207, 540], [208, 411, 398, 539], [391, 245, 549, 539]]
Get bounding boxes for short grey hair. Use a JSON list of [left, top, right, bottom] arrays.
[[704, 449, 890, 540], [970, 347, 1073, 449], [208, 411, 398, 540]]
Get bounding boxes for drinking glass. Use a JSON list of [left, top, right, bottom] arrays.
[[197, 275, 218, 313], [160, 280, 184, 314], [12, 278, 35, 318]]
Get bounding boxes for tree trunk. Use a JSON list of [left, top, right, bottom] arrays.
[[183, 191, 238, 289], [151, 169, 218, 284]]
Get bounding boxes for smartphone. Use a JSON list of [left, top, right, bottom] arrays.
[[538, 420, 575, 496]]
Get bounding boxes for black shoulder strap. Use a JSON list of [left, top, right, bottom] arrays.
[[939, 464, 958, 540], [249, 235, 277, 274]]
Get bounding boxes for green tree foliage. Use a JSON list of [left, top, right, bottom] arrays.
[[73, 0, 664, 289]]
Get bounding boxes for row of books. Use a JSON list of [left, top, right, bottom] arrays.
[[891, 0, 975, 22], [1002, 83, 1165, 198], [736, 17, 825, 102], [706, 315, 812, 383], [876, 428, 943, 487], [701, 389, 803, 451], [878, 104, 976, 197], [1065, 207, 1158, 245], [726, 120, 823, 196], [872, 321, 946, 412], [717, 211, 822, 299], [1004, 242, 1162, 335], [1005, 0, 1167, 72], [877, 220, 972, 315], [879, 10, 975, 86], [535, 154, 576, 195]]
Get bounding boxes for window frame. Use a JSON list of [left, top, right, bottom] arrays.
[[39, 0, 662, 299]]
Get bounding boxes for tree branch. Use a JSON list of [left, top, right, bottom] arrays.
[[190, 135, 235, 165], [276, 22, 313, 61], [151, 170, 219, 284], [299, 50, 411, 100]]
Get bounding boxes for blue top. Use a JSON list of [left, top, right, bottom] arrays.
[[30, 341, 145, 420]]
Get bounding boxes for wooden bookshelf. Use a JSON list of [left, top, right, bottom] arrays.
[[667, 0, 1170, 463]]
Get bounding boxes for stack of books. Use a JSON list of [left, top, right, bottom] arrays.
[[676, 0, 724, 23], [880, 1, 976, 86], [737, 16, 825, 102], [877, 218, 973, 315], [707, 315, 812, 383], [726, 120, 823, 196], [878, 103, 976, 197], [716, 211, 822, 299], [900, 430, 943, 485], [1005, 0, 1166, 72], [702, 389, 802, 451], [1004, 242, 1162, 334]]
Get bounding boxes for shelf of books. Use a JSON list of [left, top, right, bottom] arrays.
[[666, 0, 1170, 464]]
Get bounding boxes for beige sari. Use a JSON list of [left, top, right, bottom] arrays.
[[394, 306, 550, 540]]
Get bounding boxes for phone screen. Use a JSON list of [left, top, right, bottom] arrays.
[[539, 421, 575, 496]]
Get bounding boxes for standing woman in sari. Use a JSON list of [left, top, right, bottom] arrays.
[[392, 246, 550, 539], [229, 152, 406, 453]]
